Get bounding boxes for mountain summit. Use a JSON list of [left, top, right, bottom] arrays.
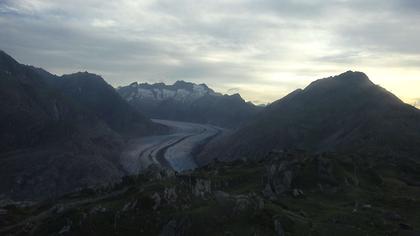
[[53, 72, 164, 136], [201, 71, 420, 162], [118, 81, 260, 128], [119, 80, 219, 103]]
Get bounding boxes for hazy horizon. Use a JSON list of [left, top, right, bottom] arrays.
[[1, 0, 419, 106]]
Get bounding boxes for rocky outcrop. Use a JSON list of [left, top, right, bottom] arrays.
[[164, 187, 177, 203], [151, 192, 161, 210], [262, 152, 301, 198], [192, 179, 211, 198]]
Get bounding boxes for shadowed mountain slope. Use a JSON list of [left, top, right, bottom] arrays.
[[53, 72, 166, 137], [200, 71, 420, 162], [0, 51, 164, 200]]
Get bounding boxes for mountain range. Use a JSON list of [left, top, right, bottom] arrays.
[[198, 71, 420, 164], [2, 50, 420, 235], [117, 81, 261, 128]]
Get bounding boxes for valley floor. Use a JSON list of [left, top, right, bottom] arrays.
[[120, 119, 225, 173]]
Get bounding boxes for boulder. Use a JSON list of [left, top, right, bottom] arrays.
[[151, 192, 161, 210]]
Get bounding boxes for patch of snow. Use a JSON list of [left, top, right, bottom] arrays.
[[162, 89, 176, 99], [173, 89, 190, 101], [137, 88, 155, 99], [125, 82, 218, 103], [193, 84, 209, 97]]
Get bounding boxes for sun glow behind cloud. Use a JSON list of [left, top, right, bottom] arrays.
[[0, 0, 419, 106]]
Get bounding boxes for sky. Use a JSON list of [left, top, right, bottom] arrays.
[[0, 0, 419, 106]]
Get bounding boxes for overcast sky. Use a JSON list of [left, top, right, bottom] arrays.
[[0, 0, 419, 106]]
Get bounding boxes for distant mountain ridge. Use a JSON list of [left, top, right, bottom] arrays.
[[118, 81, 260, 128], [199, 71, 420, 164], [121, 80, 221, 103]]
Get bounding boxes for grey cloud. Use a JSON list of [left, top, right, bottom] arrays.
[[393, 0, 420, 12], [0, 0, 419, 104], [313, 51, 363, 64], [334, 21, 420, 55]]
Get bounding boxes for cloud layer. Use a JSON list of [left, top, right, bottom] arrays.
[[1, 0, 419, 105]]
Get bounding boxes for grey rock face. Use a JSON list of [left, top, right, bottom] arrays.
[[152, 192, 161, 210], [263, 160, 296, 196], [193, 179, 211, 198], [164, 187, 177, 203]]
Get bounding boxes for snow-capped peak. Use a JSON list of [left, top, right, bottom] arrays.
[[118, 81, 221, 103]]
